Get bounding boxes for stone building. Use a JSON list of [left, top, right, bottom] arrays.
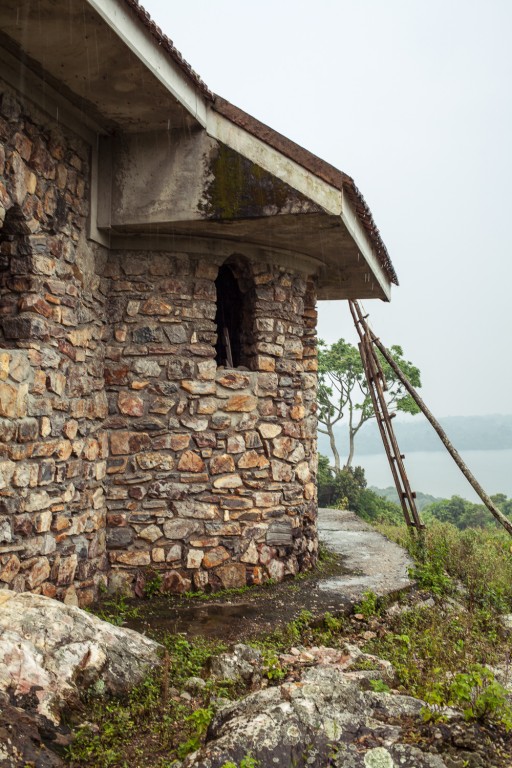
[[0, 0, 397, 605]]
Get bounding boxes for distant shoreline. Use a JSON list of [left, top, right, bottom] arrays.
[[318, 414, 512, 456]]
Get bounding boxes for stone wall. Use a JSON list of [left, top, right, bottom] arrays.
[[103, 252, 318, 595], [0, 81, 108, 605], [0, 78, 319, 605]]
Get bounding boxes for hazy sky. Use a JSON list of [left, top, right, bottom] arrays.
[[142, 0, 512, 418]]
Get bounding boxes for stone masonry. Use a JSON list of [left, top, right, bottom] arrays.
[[0, 82, 108, 605], [103, 253, 318, 596], [0, 81, 319, 605]]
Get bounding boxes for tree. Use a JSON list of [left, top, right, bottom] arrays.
[[315, 457, 402, 525], [422, 493, 512, 530], [317, 337, 422, 470]]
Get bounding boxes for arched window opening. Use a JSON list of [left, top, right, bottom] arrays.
[[0, 205, 30, 342], [215, 264, 243, 367]]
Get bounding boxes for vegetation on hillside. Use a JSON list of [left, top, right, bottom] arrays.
[[317, 455, 403, 524], [318, 453, 512, 531], [67, 519, 512, 767]]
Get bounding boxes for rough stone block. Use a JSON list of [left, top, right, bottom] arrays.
[[258, 423, 282, 439], [0, 381, 27, 418], [186, 548, 204, 569], [224, 395, 258, 412], [24, 556, 51, 588], [178, 450, 205, 473], [163, 519, 202, 540], [137, 525, 162, 543], [266, 520, 293, 547], [0, 554, 20, 583], [181, 380, 216, 395], [237, 451, 269, 469], [203, 546, 230, 568], [162, 570, 191, 593], [212, 474, 243, 489], [210, 454, 235, 475], [136, 452, 174, 471], [217, 372, 251, 390], [2, 316, 49, 340], [107, 528, 134, 549], [112, 551, 151, 566], [172, 501, 217, 519], [215, 563, 246, 589]]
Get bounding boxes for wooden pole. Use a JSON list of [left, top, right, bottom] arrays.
[[369, 331, 512, 537], [350, 301, 422, 528]]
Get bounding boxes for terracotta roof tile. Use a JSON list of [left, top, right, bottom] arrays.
[[122, 0, 214, 100], [124, 1, 397, 286], [213, 98, 398, 286]]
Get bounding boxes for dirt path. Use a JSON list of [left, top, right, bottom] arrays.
[[127, 509, 414, 642]]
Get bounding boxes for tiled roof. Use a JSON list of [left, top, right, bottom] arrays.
[[213, 97, 398, 286], [122, 0, 214, 100], [123, 0, 397, 286]]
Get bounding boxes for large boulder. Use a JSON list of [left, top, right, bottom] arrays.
[[184, 664, 447, 767], [0, 691, 67, 768], [0, 591, 162, 725]]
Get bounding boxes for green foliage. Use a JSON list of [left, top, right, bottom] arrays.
[[317, 460, 403, 525], [66, 633, 228, 767], [423, 665, 512, 730], [177, 707, 214, 758], [367, 521, 512, 736], [368, 679, 391, 693], [219, 756, 260, 768], [261, 649, 287, 681], [317, 453, 335, 487], [354, 590, 380, 618], [422, 493, 512, 531], [143, 570, 163, 599], [90, 594, 141, 626]]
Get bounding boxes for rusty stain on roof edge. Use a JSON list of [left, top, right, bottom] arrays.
[[123, 0, 398, 287]]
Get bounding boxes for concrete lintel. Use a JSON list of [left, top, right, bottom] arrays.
[[207, 109, 391, 300], [340, 187, 391, 301], [107, 232, 324, 276], [207, 109, 342, 217], [86, 0, 208, 129]]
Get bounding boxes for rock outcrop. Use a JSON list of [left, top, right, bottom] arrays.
[[0, 591, 161, 722], [185, 648, 452, 768]]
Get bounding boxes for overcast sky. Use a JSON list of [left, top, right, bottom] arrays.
[[142, 0, 512, 418]]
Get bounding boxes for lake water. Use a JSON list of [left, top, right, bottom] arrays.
[[356, 449, 512, 502]]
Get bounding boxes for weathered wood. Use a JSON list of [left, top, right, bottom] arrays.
[[350, 301, 422, 529], [370, 329, 512, 537]]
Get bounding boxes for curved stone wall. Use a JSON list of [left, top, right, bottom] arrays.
[[0, 82, 108, 605], [0, 78, 319, 604], [103, 252, 318, 595]]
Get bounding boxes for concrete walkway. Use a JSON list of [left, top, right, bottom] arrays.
[[317, 508, 414, 601]]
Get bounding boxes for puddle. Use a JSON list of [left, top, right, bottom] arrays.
[[128, 601, 264, 639], [118, 511, 413, 642]]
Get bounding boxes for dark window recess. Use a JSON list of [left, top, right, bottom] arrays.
[[215, 264, 244, 367], [0, 206, 30, 341]]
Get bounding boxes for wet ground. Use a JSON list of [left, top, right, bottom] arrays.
[[126, 509, 414, 642]]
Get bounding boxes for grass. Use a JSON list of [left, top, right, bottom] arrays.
[[66, 634, 232, 768], [67, 522, 512, 765], [369, 521, 512, 729]]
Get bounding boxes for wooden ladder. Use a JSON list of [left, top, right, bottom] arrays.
[[349, 300, 424, 529]]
